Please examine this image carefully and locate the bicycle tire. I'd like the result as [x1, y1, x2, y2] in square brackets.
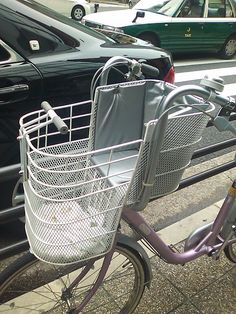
[224, 241, 236, 263]
[0, 242, 146, 313]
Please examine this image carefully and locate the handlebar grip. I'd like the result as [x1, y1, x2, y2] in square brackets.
[41, 101, 68, 134]
[141, 63, 160, 77]
[41, 101, 52, 113]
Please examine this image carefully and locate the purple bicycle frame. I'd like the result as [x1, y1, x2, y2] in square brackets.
[121, 180, 236, 265]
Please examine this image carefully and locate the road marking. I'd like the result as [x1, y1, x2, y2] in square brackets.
[175, 58, 236, 67]
[222, 83, 236, 96]
[175, 67, 236, 83]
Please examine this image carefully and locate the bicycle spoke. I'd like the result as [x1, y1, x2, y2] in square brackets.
[0, 244, 146, 313]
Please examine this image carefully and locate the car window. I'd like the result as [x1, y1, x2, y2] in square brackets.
[0, 44, 10, 62]
[0, 39, 23, 64]
[177, 0, 205, 17]
[134, 0, 168, 13]
[148, 5, 165, 12]
[158, 0, 184, 16]
[1, 0, 115, 57]
[207, 0, 234, 17]
[0, 5, 80, 57]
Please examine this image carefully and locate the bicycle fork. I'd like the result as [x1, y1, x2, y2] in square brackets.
[63, 244, 116, 314]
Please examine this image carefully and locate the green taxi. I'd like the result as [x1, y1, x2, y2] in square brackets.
[83, 0, 236, 58]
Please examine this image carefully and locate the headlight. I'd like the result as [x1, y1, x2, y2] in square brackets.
[103, 25, 124, 33]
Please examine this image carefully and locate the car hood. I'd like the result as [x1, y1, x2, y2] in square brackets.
[83, 9, 171, 27]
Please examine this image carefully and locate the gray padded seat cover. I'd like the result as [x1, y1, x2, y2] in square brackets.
[92, 80, 174, 151]
[93, 83, 144, 150]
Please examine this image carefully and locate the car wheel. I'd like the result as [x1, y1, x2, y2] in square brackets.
[218, 35, 236, 59]
[138, 33, 160, 47]
[71, 5, 85, 21]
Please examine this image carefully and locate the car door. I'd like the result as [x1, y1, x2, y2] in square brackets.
[0, 40, 43, 168]
[0, 40, 43, 212]
[161, 0, 206, 52]
[202, 0, 236, 50]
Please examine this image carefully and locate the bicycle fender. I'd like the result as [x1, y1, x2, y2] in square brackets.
[117, 233, 152, 288]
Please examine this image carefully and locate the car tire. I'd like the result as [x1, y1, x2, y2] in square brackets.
[137, 33, 160, 47]
[218, 35, 236, 59]
[71, 5, 85, 21]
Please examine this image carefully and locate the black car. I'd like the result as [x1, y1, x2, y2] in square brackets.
[0, 0, 174, 218]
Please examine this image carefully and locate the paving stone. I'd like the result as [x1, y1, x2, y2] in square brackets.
[191, 267, 236, 314]
[135, 257, 185, 314]
[169, 301, 202, 313]
[150, 242, 234, 298]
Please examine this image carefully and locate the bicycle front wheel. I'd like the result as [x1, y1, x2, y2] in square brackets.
[0, 243, 146, 313]
[224, 239, 236, 263]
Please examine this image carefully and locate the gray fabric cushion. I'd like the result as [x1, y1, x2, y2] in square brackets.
[94, 84, 145, 150]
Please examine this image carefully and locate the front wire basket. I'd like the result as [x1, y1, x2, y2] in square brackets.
[19, 100, 141, 265]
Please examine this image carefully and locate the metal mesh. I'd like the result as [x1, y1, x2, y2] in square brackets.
[149, 111, 211, 198]
[19, 101, 137, 264]
[125, 111, 212, 204]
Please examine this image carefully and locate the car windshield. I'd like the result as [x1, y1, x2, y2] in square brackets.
[133, 0, 167, 11]
[158, 0, 184, 16]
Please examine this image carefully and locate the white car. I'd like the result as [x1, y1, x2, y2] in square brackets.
[34, 0, 91, 20]
[82, 0, 168, 31]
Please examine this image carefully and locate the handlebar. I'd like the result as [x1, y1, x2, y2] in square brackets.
[141, 63, 160, 78]
[162, 84, 236, 110]
[99, 56, 159, 86]
[41, 101, 68, 135]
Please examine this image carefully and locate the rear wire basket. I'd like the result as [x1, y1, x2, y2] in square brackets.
[19, 80, 215, 265]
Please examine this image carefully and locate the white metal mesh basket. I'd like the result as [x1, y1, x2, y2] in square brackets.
[19, 100, 140, 265]
[19, 79, 215, 265]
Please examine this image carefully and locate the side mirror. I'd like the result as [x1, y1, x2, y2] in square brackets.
[132, 11, 145, 23]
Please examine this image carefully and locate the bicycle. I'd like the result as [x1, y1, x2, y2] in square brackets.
[0, 56, 236, 314]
